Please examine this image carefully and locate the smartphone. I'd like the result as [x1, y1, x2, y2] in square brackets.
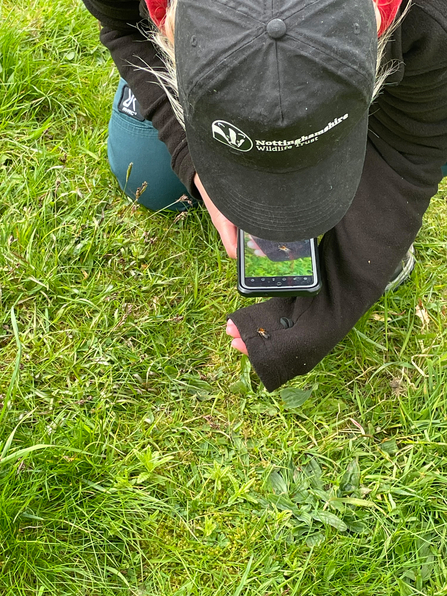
[237, 229, 321, 297]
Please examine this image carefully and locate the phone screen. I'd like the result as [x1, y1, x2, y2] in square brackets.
[241, 232, 317, 291]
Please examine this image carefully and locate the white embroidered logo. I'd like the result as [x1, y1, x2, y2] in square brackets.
[123, 88, 137, 112]
[212, 121, 253, 152]
[255, 114, 349, 152]
[212, 114, 349, 154]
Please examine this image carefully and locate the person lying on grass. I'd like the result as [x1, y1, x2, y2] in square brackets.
[82, 0, 447, 391]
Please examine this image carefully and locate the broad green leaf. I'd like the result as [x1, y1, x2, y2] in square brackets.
[240, 355, 253, 393]
[420, 556, 435, 582]
[329, 498, 345, 513]
[294, 511, 313, 526]
[402, 570, 416, 581]
[311, 510, 347, 532]
[184, 378, 214, 392]
[183, 377, 216, 401]
[272, 495, 300, 516]
[194, 391, 215, 402]
[344, 519, 367, 534]
[164, 365, 178, 377]
[380, 438, 398, 455]
[335, 497, 375, 508]
[306, 532, 325, 547]
[280, 387, 313, 409]
[136, 472, 151, 484]
[397, 578, 414, 596]
[144, 409, 154, 424]
[339, 459, 360, 494]
[312, 488, 330, 502]
[269, 471, 288, 495]
[304, 458, 323, 490]
[137, 449, 173, 473]
[324, 561, 337, 581]
[292, 488, 310, 504]
[229, 380, 249, 395]
[249, 403, 278, 416]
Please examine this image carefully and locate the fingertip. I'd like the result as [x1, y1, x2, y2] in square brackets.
[231, 338, 249, 356]
[226, 319, 236, 335]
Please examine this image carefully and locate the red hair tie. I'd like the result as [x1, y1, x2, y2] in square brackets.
[146, 0, 169, 29]
[377, 0, 402, 36]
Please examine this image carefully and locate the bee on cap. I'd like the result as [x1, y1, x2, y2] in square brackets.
[257, 328, 271, 339]
[278, 245, 291, 254]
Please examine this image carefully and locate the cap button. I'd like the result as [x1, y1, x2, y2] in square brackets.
[267, 18, 287, 40]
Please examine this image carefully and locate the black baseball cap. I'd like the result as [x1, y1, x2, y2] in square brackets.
[175, 0, 377, 241]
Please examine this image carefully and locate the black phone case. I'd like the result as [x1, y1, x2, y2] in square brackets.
[237, 232, 322, 297]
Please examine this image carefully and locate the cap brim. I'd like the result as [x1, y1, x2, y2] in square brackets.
[188, 113, 368, 241]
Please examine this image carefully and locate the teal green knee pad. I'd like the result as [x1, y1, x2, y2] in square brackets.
[108, 79, 194, 212]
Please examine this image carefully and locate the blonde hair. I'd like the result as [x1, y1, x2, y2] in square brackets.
[149, 0, 183, 127]
[147, 0, 411, 127]
[374, 0, 412, 100]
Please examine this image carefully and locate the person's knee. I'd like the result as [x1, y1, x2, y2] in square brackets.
[107, 80, 193, 212]
[107, 123, 192, 212]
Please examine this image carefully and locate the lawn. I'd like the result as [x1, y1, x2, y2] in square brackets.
[1, 1, 447, 594]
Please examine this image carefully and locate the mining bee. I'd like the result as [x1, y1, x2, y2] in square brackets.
[257, 327, 271, 339]
[278, 244, 291, 254]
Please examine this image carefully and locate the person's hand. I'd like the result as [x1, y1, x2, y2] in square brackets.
[226, 318, 248, 355]
[194, 173, 238, 259]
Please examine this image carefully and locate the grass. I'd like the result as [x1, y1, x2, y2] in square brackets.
[1, 0, 447, 594]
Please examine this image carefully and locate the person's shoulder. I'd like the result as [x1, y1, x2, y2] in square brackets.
[413, 0, 447, 27]
[402, 0, 447, 35]
[398, 0, 447, 65]
[81, 0, 149, 27]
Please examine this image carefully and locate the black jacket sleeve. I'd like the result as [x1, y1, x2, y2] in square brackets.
[81, 0, 198, 197]
[229, 1, 447, 392]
